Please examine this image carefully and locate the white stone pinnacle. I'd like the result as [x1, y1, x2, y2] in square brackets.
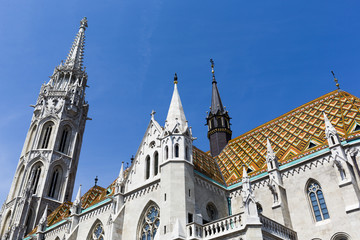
[165, 83, 187, 132]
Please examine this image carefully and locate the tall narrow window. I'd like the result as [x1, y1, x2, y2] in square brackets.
[307, 181, 330, 221]
[330, 136, 336, 145]
[154, 152, 159, 176]
[48, 169, 59, 198]
[174, 144, 179, 158]
[58, 126, 71, 154]
[40, 122, 54, 149]
[165, 146, 169, 160]
[31, 166, 42, 194]
[26, 125, 37, 153]
[217, 117, 222, 127]
[185, 146, 189, 160]
[145, 156, 150, 179]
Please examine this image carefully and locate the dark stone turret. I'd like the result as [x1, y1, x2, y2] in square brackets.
[206, 59, 232, 157]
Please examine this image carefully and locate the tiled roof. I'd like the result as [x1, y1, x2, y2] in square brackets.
[216, 90, 360, 186]
[81, 185, 105, 209]
[192, 146, 225, 185]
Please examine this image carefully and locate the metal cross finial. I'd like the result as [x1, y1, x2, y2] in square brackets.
[210, 58, 216, 83]
[94, 176, 98, 186]
[174, 73, 178, 84]
[150, 110, 156, 119]
[331, 71, 340, 90]
[80, 17, 88, 29]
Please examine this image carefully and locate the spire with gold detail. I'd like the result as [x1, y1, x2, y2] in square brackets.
[206, 59, 232, 156]
[165, 73, 188, 133]
[64, 17, 88, 71]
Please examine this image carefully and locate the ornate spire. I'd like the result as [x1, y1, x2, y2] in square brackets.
[165, 74, 188, 133]
[209, 59, 225, 115]
[73, 185, 82, 207]
[117, 162, 125, 184]
[39, 205, 48, 230]
[323, 112, 337, 138]
[331, 71, 340, 90]
[64, 17, 88, 71]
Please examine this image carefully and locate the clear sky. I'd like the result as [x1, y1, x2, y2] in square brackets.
[0, 1, 359, 204]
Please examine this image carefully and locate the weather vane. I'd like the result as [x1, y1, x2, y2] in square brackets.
[331, 71, 340, 90]
[210, 58, 216, 83]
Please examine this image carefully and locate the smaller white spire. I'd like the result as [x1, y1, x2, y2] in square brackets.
[117, 162, 124, 184]
[73, 185, 82, 207]
[165, 74, 188, 133]
[39, 205, 48, 226]
[266, 138, 275, 158]
[323, 112, 337, 134]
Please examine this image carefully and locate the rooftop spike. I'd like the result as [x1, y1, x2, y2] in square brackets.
[165, 74, 188, 132]
[209, 59, 225, 115]
[117, 162, 124, 184]
[266, 138, 275, 158]
[64, 17, 88, 71]
[39, 204, 48, 227]
[73, 185, 82, 207]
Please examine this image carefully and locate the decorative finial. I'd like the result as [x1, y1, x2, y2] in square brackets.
[150, 110, 156, 119]
[80, 17, 88, 29]
[94, 176, 98, 186]
[131, 155, 134, 163]
[331, 71, 340, 90]
[210, 58, 216, 83]
[174, 73, 178, 84]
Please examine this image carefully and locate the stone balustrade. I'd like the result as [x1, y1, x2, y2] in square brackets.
[260, 214, 297, 240]
[186, 213, 243, 239]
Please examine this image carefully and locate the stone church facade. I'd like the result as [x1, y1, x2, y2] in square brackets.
[0, 18, 360, 240]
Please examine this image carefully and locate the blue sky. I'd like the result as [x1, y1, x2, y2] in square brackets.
[0, 1, 359, 203]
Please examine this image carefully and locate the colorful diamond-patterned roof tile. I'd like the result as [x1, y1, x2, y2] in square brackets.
[215, 90, 360, 186]
[81, 185, 106, 209]
[192, 146, 225, 185]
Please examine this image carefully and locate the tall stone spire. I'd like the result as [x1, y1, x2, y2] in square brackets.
[206, 59, 232, 156]
[64, 17, 88, 71]
[165, 73, 188, 133]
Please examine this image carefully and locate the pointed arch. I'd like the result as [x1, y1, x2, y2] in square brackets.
[174, 144, 179, 158]
[305, 179, 330, 222]
[38, 121, 55, 149]
[11, 164, 25, 199]
[0, 210, 11, 237]
[165, 145, 169, 160]
[87, 219, 105, 240]
[330, 232, 351, 240]
[28, 161, 44, 195]
[137, 201, 160, 240]
[25, 124, 37, 153]
[48, 165, 64, 199]
[145, 155, 150, 179]
[154, 151, 159, 176]
[58, 124, 72, 154]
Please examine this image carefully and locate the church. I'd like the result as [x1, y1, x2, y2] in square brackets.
[0, 17, 360, 240]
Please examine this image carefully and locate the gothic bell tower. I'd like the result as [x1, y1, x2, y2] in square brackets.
[206, 59, 232, 157]
[0, 17, 90, 240]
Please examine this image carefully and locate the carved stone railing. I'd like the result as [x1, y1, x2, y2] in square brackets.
[186, 213, 243, 239]
[260, 214, 297, 240]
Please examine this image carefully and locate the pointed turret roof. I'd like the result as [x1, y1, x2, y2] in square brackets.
[209, 59, 225, 115]
[117, 162, 124, 184]
[73, 185, 82, 206]
[266, 138, 275, 159]
[165, 73, 188, 132]
[64, 17, 88, 71]
[39, 205, 48, 226]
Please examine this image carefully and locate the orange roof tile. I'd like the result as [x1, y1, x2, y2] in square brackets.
[216, 90, 360, 186]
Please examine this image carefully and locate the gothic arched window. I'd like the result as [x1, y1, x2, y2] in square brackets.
[145, 155, 150, 179]
[87, 221, 105, 240]
[39, 121, 54, 149]
[185, 146, 189, 160]
[154, 152, 159, 176]
[58, 125, 71, 154]
[138, 205, 160, 240]
[307, 181, 330, 221]
[165, 146, 169, 160]
[48, 166, 63, 199]
[30, 164, 42, 194]
[174, 144, 179, 158]
[25, 125, 37, 153]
